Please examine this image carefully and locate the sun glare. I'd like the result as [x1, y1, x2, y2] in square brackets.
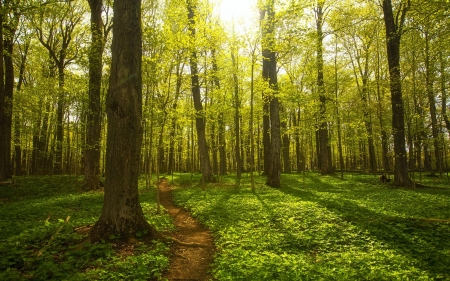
[214, 0, 259, 32]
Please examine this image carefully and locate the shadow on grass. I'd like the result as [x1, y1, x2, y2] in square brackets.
[278, 174, 450, 279]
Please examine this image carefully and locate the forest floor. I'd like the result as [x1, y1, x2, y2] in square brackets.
[1, 173, 449, 280]
[159, 179, 215, 281]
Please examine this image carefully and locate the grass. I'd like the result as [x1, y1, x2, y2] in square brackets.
[2, 172, 449, 280]
[0, 175, 172, 280]
[172, 172, 450, 280]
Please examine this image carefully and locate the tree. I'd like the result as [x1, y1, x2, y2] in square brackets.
[186, 0, 215, 183]
[381, 0, 412, 186]
[261, 0, 281, 188]
[34, 1, 84, 174]
[315, 0, 333, 175]
[84, 0, 111, 190]
[0, 0, 22, 181]
[89, 0, 154, 242]
[0, 0, 7, 181]
[231, 50, 242, 186]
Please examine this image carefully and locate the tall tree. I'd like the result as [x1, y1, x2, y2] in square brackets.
[89, 0, 154, 241]
[0, 0, 7, 181]
[315, 0, 333, 174]
[0, 0, 22, 181]
[84, 0, 110, 190]
[381, 0, 412, 186]
[186, 0, 215, 183]
[261, 0, 281, 188]
[35, 1, 83, 174]
[13, 21, 30, 176]
[231, 51, 242, 186]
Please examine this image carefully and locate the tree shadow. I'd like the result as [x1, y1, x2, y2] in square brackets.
[278, 178, 450, 278]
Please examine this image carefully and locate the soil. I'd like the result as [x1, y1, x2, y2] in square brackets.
[159, 179, 215, 281]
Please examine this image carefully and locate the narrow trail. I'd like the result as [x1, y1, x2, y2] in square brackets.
[159, 179, 215, 281]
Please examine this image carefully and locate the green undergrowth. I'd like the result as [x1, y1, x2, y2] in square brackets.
[172, 172, 450, 280]
[0, 175, 172, 280]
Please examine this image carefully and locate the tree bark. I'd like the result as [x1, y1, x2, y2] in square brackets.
[316, 2, 333, 175]
[54, 66, 65, 175]
[231, 52, 241, 185]
[84, 0, 105, 190]
[0, 0, 6, 181]
[89, 0, 154, 242]
[281, 107, 290, 173]
[14, 40, 29, 176]
[382, 0, 412, 186]
[260, 6, 271, 176]
[168, 63, 183, 175]
[440, 52, 450, 136]
[218, 113, 226, 175]
[187, 0, 215, 183]
[261, 0, 281, 188]
[424, 30, 442, 177]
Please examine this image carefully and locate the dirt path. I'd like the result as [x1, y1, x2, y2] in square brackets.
[159, 180, 215, 281]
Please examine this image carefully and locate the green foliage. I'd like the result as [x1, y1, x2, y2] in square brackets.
[0, 176, 170, 280]
[172, 173, 450, 280]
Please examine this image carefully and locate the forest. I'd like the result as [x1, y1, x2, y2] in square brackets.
[0, 0, 448, 185]
[0, 0, 449, 280]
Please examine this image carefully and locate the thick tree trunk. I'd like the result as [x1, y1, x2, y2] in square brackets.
[1, 35, 15, 180]
[90, 0, 153, 242]
[187, 1, 215, 183]
[266, 90, 281, 187]
[382, 0, 412, 186]
[261, 0, 281, 188]
[84, 0, 104, 190]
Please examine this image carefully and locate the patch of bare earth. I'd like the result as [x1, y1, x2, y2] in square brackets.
[159, 179, 215, 281]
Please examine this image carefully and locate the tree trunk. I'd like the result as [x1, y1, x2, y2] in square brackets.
[316, 1, 333, 175]
[1, 33, 15, 180]
[0, 6, 6, 181]
[14, 40, 29, 176]
[281, 107, 290, 173]
[218, 113, 226, 175]
[89, 0, 153, 242]
[187, 1, 215, 183]
[250, 52, 256, 191]
[440, 52, 450, 136]
[231, 52, 241, 185]
[84, 0, 105, 190]
[334, 43, 344, 177]
[211, 50, 220, 176]
[260, 6, 271, 176]
[293, 109, 304, 173]
[54, 66, 65, 175]
[0, 2, 9, 181]
[424, 30, 442, 177]
[382, 0, 412, 186]
[261, 0, 281, 188]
